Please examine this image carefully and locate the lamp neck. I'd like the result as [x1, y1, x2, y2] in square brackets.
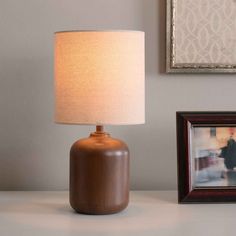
[90, 125, 109, 138]
[96, 125, 104, 133]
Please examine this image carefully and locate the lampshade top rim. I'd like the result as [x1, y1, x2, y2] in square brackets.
[54, 30, 144, 34]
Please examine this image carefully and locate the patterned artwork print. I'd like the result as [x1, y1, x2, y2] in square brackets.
[174, 0, 236, 64]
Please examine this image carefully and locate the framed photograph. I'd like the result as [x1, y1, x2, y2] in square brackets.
[177, 112, 236, 203]
[166, 0, 236, 73]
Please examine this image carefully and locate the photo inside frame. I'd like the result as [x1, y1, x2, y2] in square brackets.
[191, 126, 236, 188]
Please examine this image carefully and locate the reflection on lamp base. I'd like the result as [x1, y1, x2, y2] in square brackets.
[69, 126, 129, 215]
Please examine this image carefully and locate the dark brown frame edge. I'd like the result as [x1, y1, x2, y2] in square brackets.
[177, 111, 236, 203]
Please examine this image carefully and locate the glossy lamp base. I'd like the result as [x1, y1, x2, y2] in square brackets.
[69, 126, 129, 215]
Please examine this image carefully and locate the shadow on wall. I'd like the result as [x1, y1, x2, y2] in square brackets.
[141, 0, 166, 75]
[0, 57, 53, 190]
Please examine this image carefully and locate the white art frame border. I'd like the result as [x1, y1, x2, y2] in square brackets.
[166, 0, 236, 73]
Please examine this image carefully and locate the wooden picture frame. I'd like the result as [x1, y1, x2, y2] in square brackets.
[166, 0, 236, 73]
[177, 112, 236, 203]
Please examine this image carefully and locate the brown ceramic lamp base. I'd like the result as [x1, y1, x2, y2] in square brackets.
[69, 126, 129, 215]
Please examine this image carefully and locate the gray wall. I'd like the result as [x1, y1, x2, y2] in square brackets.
[0, 0, 235, 190]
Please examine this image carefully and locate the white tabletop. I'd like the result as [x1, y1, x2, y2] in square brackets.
[0, 191, 235, 236]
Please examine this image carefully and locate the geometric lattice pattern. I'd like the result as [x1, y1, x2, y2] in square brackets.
[174, 0, 236, 64]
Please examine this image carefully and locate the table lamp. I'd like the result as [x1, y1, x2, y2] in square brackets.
[54, 30, 145, 215]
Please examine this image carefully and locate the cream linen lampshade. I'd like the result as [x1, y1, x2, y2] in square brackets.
[54, 30, 145, 125]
